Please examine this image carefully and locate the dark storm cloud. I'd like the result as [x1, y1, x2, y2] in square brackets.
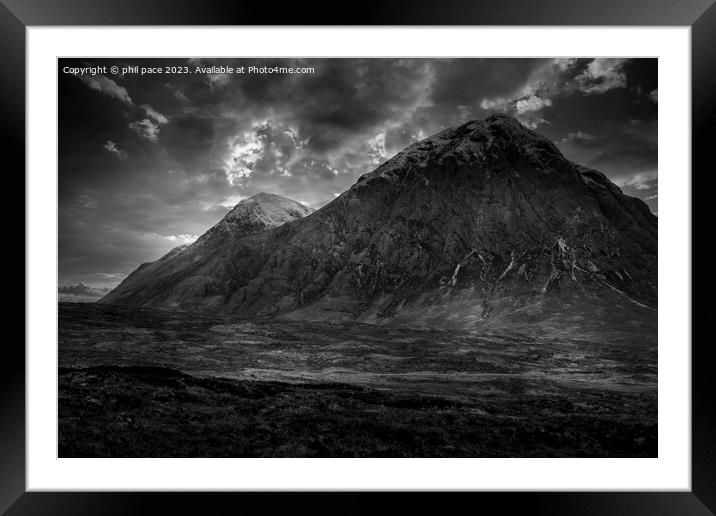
[59, 57, 657, 288]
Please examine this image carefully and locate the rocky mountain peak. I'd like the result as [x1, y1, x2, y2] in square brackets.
[415, 114, 553, 154]
[99, 192, 313, 307]
[216, 193, 313, 234]
[355, 114, 564, 189]
[227, 192, 311, 214]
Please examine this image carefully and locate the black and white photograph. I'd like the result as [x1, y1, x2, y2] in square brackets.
[58, 57, 658, 458]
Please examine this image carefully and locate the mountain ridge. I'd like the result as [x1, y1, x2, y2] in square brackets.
[99, 192, 313, 307]
[100, 114, 657, 335]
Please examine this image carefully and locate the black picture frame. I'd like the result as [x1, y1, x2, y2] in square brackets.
[3, 0, 713, 513]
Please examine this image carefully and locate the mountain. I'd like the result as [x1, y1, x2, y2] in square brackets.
[99, 193, 313, 307]
[100, 115, 657, 335]
[59, 283, 111, 302]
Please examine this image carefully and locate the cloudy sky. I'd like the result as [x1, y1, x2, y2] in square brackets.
[59, 58, 657, 289]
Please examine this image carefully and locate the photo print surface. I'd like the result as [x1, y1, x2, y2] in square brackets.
[58, 58, 658, 457]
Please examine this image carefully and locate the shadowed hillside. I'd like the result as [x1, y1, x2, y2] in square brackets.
[101, 114, 657, 334]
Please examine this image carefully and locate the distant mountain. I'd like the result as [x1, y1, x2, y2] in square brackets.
[59, 283, 111, 302]
[99, 193, 313, 307]
[101, 115, 657, 335]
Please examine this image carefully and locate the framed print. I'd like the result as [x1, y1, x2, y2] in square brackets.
[3, 0, 713, 513]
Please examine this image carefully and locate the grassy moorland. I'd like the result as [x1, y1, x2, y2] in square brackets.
[58, 302, 656, 457]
